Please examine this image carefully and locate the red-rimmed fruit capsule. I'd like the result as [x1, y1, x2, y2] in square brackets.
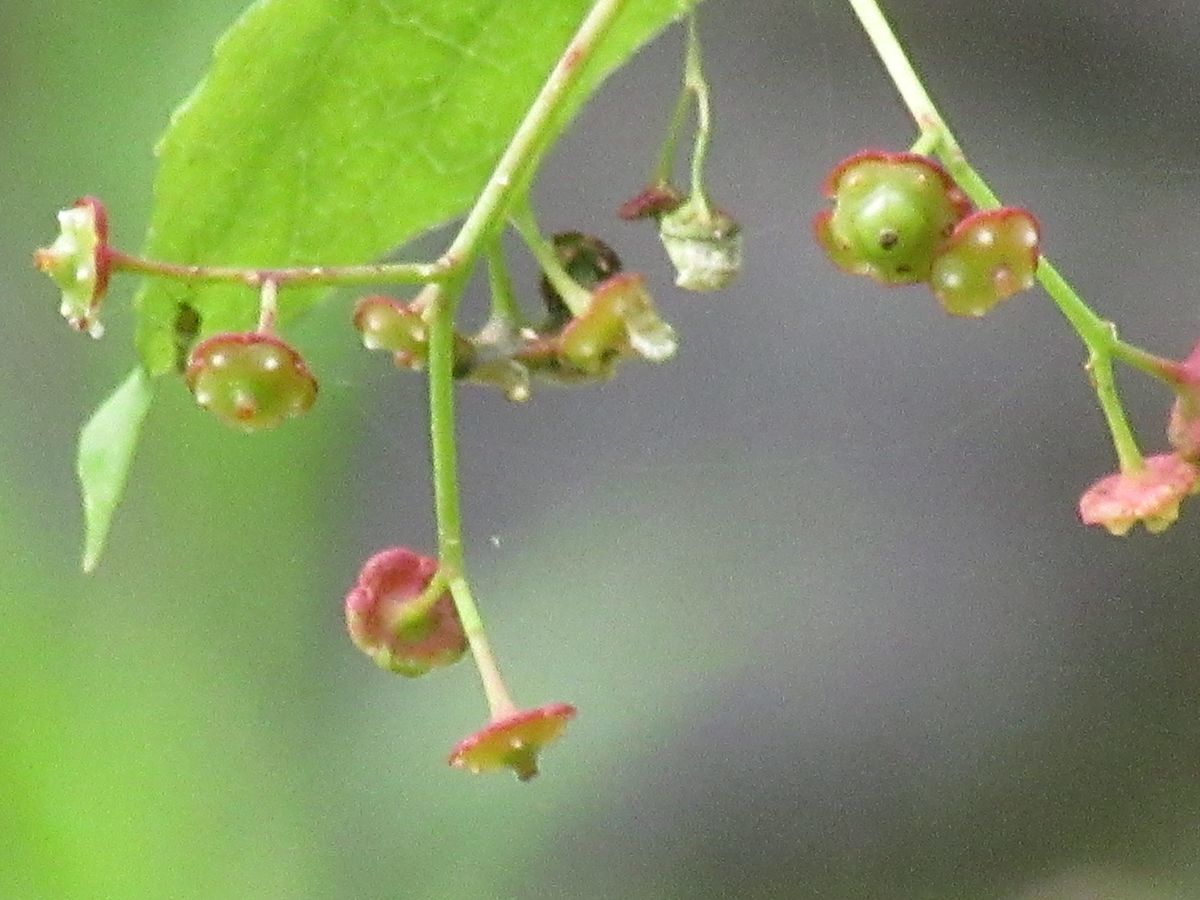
[815, 150, 970, 285]
[185, 331, 317, 432]
[448, 703, 577, 781]
[929, 208, 1041, 317]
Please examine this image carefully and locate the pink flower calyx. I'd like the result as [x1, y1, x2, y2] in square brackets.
[1078, 453, 1200, 536]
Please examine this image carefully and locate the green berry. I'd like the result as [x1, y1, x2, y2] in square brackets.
[353, 295, 474, 375]
[929, 208, 1041, 317]
[185, 332, 317, 432]
[815, 151, 970, 285]
[558, 274, 676, 375]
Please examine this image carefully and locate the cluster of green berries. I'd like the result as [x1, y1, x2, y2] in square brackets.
[815, 150, 1041, 317]
[354, 238, 678, 402]
[810, 151, 1200, 538]
[34, 197, 711, 435]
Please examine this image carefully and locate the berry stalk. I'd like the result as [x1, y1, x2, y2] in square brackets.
[106, 249, 450, 288]
[682, 13, 714, 219]
[419, 0, 633, 719]
[510, 202, 592, 315]
[426, 278, 519, 718]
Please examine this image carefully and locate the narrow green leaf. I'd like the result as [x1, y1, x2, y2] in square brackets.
[135, 0, 700, 374]
[77, 367, 155, 572]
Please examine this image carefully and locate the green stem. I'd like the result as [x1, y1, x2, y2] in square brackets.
[441, 0, 630, 267]
[426, 282, 516, 716]
[510, 202, 592, 315]
[846, 0, 1148, 468]
[1111, 341, 1186, 385]
[449, 577, 518, 718]
[107, 249, 449, 288]
[485, 239, 526, 329]
[908, 130, 939, 156]
[394, 566, 450, 635]
[1090, 351, 1144, 473]
[426, 282, 466, 572]
[683, 13, 713, 218]
[256, 278, 279, 332]
[419, 0, 630, 717]
[426, 280, 515, 717]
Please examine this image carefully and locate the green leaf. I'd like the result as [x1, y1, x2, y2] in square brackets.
[77, 367, 155, 573]
[134, 0, 700, 375]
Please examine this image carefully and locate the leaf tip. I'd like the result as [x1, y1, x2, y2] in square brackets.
[76, 367, 156, 574]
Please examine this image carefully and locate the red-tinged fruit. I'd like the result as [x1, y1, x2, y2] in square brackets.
[558, 273, 676, 375]
[185, 331, 317, 432]
[1078, 453, 1200, 536]
[449, 703, 577, 781]
[344, 547, 466, 677]
[930, 208, 1041, 317]
[353, 295, 474, 374]
[815, 150, 970, 285]
[34, 196, 111, 338]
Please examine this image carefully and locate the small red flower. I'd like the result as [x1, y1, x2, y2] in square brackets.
[1078, 453, 1199, 536]
[344, 547, 466, 677]
[448, 703, 577, 781]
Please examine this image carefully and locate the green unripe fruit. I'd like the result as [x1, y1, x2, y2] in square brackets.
[353, 295, 475, 376]
[34, 196, 111, 338]
[185, 331, 317, 432]
[929, 208, 1041, 317]
[558, 274, 676, 375]
[815, 150, 970, 285]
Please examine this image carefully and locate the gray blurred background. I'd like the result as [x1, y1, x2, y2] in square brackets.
[4, 1, 1200, 898]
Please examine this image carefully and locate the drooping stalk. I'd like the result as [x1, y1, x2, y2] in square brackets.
[848, 0, 1157, 470]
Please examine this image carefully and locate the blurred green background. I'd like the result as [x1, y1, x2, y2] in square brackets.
[5, 1, 1200, 898]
